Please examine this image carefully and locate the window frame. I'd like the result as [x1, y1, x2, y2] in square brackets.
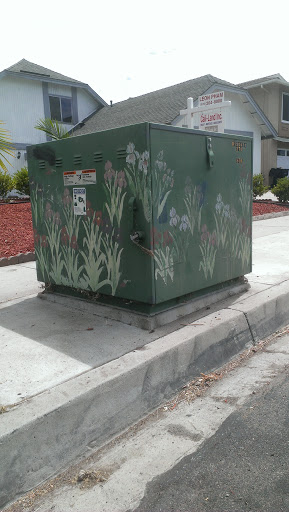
[277, 148, 289, 157]
[49, 94, 73, 124]
[281, 92, 289, 124]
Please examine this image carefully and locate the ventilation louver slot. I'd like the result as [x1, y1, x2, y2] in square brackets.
[39, 161, 46, 169]
[117, 148, 127, 159]
[55, 158, 63, 168]
[73, 155, 82, 166]
[93, 151, 103, 163]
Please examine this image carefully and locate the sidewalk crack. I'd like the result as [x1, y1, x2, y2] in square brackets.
[243, 311, 256, 345]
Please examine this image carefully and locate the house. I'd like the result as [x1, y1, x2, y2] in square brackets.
[239, 74, 289, 185]
[73, 74, 276, 176]
[0, 59, 107, 175]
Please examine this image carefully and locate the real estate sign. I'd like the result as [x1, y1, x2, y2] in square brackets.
[198, 91, 224, 107]
[198, 91, 225, 132]
[199, 110, 224, 132]
[180, 92, 230, 132]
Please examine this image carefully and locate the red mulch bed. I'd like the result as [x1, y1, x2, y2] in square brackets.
[253, 201, 289, 216]
[0, 203, 35, 258]
[0, 201, 289, 258]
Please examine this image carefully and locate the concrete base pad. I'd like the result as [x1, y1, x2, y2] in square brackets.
[39, 280, 250, 330]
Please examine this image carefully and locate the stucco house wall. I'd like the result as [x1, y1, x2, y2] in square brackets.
[248, 84, 280, 133]
[278, 84, 289, 138]
[0, 59, 107, 178]
[240, 75, 289, 185]
[0, 75, 46, 144]
[261, 139, 277, 185]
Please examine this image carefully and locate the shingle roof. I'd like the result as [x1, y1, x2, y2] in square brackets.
[238, 74, 286, 88]
[73, 74, 234, 136]
[5, 58, 85, 85]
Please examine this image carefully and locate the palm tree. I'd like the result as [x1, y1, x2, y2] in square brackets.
[35, 118, 71, 140]
[0, 121, 14, 171]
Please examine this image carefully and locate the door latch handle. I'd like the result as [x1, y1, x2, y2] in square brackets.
[130, 231, 144, 243]
[206, 137, 214, 168]
[128, 196, 137, 233]
[129, 197, 145, 244]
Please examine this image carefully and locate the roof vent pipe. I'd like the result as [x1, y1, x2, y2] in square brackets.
[110, 100, 113, 107]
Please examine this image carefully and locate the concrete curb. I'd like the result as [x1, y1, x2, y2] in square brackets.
[0, 252, 35, 267]
[253, 210, 289, 221]
[229, 279, 289, 342]
[1, 280, 289, 508]
[0, 309, 251, 507]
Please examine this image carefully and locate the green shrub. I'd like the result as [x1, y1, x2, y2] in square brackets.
[13, 167, 30, 196]
[272, 177, 289, 203]
[253, 174, 268, 199]
[0, 170, 14, 198]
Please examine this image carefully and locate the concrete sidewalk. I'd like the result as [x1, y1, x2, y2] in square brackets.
[1, 215, 289, 508]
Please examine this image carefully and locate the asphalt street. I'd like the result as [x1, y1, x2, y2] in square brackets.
[133, 362, 289, 512]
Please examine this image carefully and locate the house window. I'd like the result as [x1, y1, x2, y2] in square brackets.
[49, 96, 72, 123]
[282, 93, 289, 123]
[277, 148, 289, 169]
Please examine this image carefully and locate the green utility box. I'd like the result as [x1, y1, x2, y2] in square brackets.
[27, 123, 252, 313]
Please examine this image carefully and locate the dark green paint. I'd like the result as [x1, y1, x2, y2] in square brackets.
[27, 122, 252, 312]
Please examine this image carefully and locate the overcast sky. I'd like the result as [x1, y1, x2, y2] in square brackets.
[1, 0, 288, 104]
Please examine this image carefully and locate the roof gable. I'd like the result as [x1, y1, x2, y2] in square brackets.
[5, 58, 84, 85]
[239, 74, 287, 88]
[73, 74, 233, 135]
[1, 59, 108, 107]
[73, 73, 277, 139]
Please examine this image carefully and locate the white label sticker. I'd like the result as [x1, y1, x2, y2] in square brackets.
[73, 188, 86, 216]
[64, 169, 96, 186]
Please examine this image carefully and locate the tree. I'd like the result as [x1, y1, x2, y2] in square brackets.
[0, 121, 14, 171]
[35, 118, 71, 140]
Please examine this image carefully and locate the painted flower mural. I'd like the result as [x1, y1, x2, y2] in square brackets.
[198, 176, 252, 279]
[41, 235, 48, 248]
[29, 137, 252, 302]
[125, 143, 151, 222]
[138, 150, 149, 174]
[179, 215, 189, 232]
[104, 165, 112, 181]
[33, 229, 40, 245]
[30, 159, 127, 295]
[153, 150, 175, 221]
[103, 161, 127, 227]
[45, 202, 53, 220]
[63, 188, 72, 206]
[183, 178, 205, 237]
[199, 225, 217, 279]
[94, 210, 103, 226]
[169, 207, 180, 227]
[116, 170, 127, 189]
[61, 226, 69, 246]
